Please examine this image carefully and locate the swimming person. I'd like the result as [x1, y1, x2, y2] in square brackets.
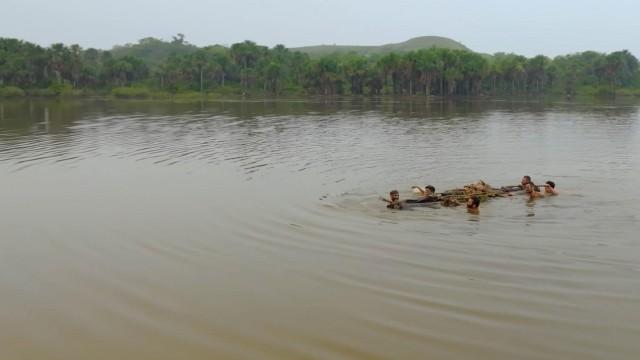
[543, 181, 558, 196]
[407, 185, 439, 203]
[525, 183, 544, 200]
[467, 195, 480, 214]
[411, 185, 435, 197]
[521, 175, 540, 192]
[381, 190, 404, 209]
[501, 175, 537, 193]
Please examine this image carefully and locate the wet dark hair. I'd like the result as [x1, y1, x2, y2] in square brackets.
[523, 175, 532, 183]
[546, 181, 555, 189]
[425, 185, 436, 193]
[524, 183, 541, 193]
[390, 190, 399, 195]
[468, 196, 480, 208]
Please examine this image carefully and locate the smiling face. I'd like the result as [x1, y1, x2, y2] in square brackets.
[390, 191, 400, 201]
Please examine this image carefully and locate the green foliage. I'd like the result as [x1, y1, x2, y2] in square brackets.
[112, 86, 151, 99]
[616, 88, 640, 97]
[0, 85, 26, 97]
[47, 82, 74, 96]
[209, 85, 245, 96]
[1, 36, 639, 98]
[111, 36, 198, 66]
[575, 85, 614, 97]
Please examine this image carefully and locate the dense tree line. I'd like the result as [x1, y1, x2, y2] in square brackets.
[0, 38, 148, 92]
[1, 37, 639, 97]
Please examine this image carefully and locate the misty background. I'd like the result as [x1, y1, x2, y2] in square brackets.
[2, 0, 639, 56]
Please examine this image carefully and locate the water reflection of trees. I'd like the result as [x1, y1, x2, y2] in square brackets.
[2, 97, 639, 134]
[1, 98, 639, 175]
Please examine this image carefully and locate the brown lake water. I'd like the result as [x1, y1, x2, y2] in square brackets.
[1, 98, 639, 359]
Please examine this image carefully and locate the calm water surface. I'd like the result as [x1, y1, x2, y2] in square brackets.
[1, 98, 639, 359]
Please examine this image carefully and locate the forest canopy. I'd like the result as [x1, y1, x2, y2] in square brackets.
[1, 36, 639, 98]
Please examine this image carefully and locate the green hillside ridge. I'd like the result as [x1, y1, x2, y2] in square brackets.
[110, 35, 470, 65]
[111, 35, 200, 66]
[292, 36, 470, 57]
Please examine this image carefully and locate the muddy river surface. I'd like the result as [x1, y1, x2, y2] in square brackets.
[1, 98, 639, 359]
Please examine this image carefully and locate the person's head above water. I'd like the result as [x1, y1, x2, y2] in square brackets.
[467, 195, 480, 213]
[425, 185, 436, 194]
[386, 190, 404, 209]
[521, 175, 532, 186]
[544, 181, 557, 195]
[525, 182, 542, 194]
[467, 195, 480, 209]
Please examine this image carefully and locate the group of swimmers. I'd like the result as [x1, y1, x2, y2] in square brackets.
[382, 175, 558, 213]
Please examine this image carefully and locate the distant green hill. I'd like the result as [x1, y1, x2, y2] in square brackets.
[111, 36, 471, 66]
[292, 36, 470, 57]
[111, 36, 199, 66]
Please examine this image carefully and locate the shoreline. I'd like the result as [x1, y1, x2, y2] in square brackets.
[2, 91, 640, 103]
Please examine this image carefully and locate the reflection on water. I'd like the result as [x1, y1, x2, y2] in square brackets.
[1, 97, 640, 360]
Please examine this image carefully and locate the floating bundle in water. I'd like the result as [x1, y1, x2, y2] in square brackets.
[438, 180, 516, 205]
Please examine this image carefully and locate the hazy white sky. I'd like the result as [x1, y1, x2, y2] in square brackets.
[2, 0, 639, 57]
